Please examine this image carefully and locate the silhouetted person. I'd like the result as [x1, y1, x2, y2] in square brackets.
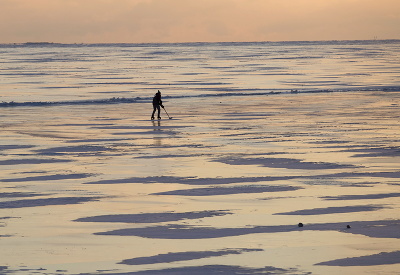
[151, 90, 163, 120]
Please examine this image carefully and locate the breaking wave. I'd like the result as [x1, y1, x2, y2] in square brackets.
[1, 87, 399, 108]
[0, 97, 144, 108]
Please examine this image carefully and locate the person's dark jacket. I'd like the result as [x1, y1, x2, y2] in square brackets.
[153, 92, 162, 107]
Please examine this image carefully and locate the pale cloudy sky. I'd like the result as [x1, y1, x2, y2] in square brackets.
[1, 0, 399, 43]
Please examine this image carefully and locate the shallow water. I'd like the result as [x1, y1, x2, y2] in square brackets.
[0, 41, 400, 274]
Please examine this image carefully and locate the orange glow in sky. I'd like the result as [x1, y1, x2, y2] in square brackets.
[1, 0, 399, 43]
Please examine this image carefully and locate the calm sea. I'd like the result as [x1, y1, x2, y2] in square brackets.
[1, 40, 399, 106]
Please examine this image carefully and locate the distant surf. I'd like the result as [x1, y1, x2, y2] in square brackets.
[1, 86, 399, 108]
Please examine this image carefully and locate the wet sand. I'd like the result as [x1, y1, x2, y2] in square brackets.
[1, 91, 399, 274]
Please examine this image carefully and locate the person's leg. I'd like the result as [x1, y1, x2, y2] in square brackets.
[151, 105, 157, 119]
[157, 105, 161, 119]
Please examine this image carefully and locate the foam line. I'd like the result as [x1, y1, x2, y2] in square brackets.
[1, 87, 399, 108]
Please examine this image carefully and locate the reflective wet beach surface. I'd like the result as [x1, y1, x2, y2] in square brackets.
[1, 91, 399, 274]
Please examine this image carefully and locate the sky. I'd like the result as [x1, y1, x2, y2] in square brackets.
[1, 0, 399, 43]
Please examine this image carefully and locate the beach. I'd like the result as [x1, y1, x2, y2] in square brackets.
[1, 41, 400, 274]
[1, 90, 399, 274]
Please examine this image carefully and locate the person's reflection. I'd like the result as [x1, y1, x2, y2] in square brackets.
[152, 120, 162, 146]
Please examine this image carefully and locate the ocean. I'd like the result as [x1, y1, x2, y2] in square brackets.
[1, 40, 400, 275]
[1, 40, 399, 105]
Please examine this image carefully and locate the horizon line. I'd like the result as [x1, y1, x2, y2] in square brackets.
[1, 38, 400, 46]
